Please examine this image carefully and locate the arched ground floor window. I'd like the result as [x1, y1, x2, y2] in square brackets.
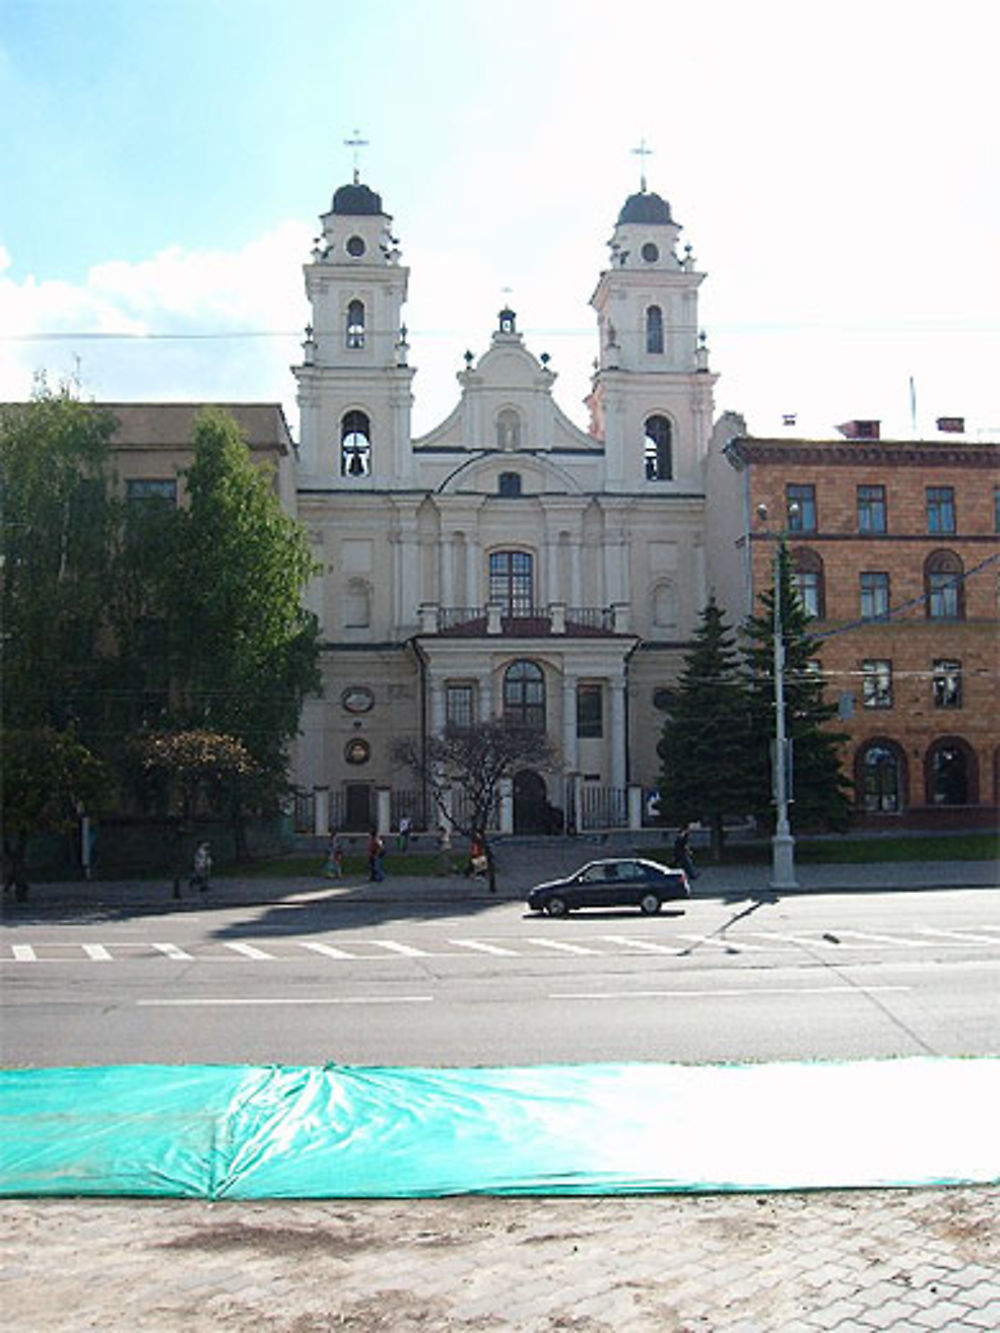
[925, 735, 978, 805]
[856, 738, 907, 814]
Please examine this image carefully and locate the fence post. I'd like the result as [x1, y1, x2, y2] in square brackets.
[498, 778, 514, 834]
[374, 786, 391, 838]
[313, 786, 330, 836]
[628, 784, 643, 831]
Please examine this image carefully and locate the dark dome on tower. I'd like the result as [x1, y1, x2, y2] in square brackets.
[331, 181, 384, 216]
[617, 190, 673, 225]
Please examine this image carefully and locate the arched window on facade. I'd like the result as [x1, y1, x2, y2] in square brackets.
[503, 659, 545, 730]
[489, 550, 533, 616]
[340, 410, 371, 476]
[926, 737, 975, 805]
[346, 299, 365, 349]
[644, 415, 673, 480]
[925, 550, 964, 619]
[343, 578, 371, 629]
[646, 305, 664, 354]
[791, 547, 825, 619]
[496, 409, 521, 450]
[858, 740, 904, 813]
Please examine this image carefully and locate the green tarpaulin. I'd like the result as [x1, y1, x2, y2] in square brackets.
[1, 1059, 997, 1198]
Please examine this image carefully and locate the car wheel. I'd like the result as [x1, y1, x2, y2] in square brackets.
[639, 892, 661, 915]
[545, 896, 569, 917]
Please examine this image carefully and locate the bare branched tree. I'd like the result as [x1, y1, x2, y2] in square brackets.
[391, 720, 559, 892]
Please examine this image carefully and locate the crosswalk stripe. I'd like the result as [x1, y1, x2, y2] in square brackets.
[151, 942, 194, 960]
[300, 941, 358, 959]
[602, 935, 678, 954]
[369, 940, 433, 957]
[526, 937, 601, 955]
[835, 930, 923, 948]
[82, 943, 112, 961]
[751, 931, 844, 948]
[12, 945, 37, 962]
[223, 941, 276, 960]
[675, 933, 766, 952]
[913, 927, 1000, 945]
[449, 938, 520, 956]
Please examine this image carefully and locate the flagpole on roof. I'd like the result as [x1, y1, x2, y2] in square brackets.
[909, 376, 917, 438]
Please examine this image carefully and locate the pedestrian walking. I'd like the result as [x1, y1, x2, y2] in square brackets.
[368, 828, 385, 882]
[397, 815, 411, 853]
[672, 823, 699, 880]
[464, 832, 488, 880]
[190, 841, 212, 893]
[322, 831, 344, 879]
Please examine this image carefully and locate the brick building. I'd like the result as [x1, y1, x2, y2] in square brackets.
[709, 428, 1000, 828]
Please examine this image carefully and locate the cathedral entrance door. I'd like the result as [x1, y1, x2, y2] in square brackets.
[344, 783, 372, 831]
[513, 769, 550, 834]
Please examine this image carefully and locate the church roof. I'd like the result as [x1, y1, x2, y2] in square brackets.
[331, 181, 384, 216]
[617, 190, 673, 225]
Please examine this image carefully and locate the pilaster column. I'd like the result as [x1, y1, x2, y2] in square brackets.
[610, 673, 627, 791]
[429, 677, 446, 735]
[562, 673, 578, 774]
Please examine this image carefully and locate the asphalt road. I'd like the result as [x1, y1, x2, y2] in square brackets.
[3, 887, 999, 1068]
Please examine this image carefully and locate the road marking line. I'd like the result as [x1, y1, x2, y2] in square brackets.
[914, 927, 1000, 945]
[12, 945, 37, 962]
[834, 930, 925, 947]
[526, 937, 601, 955]
[751, 932, 847, 948]
[82, 943, 112, 961]
[368, 941, 434, 957]
[136, 996, 434, 1007]
[601, 935, 678, 954]
[151, 942, 194, 960]
[449, 939, 520, 956]
[223, 942, 276, 960]
[550, 985, 912, 1000]
[300, 941, 358, 959]
[675, 933, 767, 952]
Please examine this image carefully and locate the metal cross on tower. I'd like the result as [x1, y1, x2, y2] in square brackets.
[631, 137, 653, 192]
[344, 129, 369, 184]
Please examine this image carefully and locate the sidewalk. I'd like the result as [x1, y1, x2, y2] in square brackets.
[2, 1186, 998, 1331]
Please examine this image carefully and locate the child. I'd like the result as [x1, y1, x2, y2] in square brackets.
[323, 831, 344, 879]
[190, 841, 212, 893]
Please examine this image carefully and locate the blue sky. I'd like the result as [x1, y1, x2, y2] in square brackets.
[2, 0, 998, 439]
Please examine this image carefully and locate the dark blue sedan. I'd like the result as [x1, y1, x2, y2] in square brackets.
[527, 857, 690, 916]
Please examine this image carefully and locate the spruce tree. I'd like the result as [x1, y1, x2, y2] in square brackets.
[742, 543, 852, 832]
[657, 596, 755, 859]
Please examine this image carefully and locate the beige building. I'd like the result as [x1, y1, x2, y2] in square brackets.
[292, 174, 717, 832]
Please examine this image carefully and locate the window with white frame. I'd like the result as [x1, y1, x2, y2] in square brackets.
[861, 659, 893, 709]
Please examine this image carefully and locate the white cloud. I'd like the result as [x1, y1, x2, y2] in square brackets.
[0, 222, 313, 417]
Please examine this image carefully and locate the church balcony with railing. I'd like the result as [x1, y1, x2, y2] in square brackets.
[418, 602, 631, 637]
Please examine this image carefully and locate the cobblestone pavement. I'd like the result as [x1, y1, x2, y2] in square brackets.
[2, 1186, 997, 1331]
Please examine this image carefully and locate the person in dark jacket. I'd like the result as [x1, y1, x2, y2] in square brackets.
[672, 824, 699, 880]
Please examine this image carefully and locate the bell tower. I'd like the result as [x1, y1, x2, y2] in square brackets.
[588, 180, 716, 492]
[294, 174, 415, 486]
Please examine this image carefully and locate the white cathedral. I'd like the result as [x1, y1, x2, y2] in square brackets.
[290, 170, 727, 834]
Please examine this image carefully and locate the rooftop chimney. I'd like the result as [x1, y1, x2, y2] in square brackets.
[836, 420, 880, 440]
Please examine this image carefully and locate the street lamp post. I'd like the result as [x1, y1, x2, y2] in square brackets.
[757, 504, 798, 890]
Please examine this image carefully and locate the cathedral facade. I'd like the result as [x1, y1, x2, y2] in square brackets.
[291, 174, 719, 832]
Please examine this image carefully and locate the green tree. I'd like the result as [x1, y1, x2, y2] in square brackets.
[742, 543, 852, 831]
[1, 726, 111, 899]
[0, 387, 118, 736]
[156, 409, 321, 855]
[392, 720, 559, 892]
[657, 596, 756, 860]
